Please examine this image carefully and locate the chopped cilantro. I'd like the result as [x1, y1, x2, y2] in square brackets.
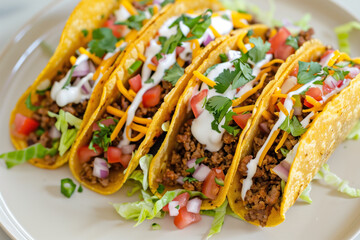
[221, 14, 230, 21]
[186, 167, 195, 174]
[35, 87, 51, 95]
[78, 185, 83, 193]
[35, 128, 45, 136]
[88, 28, 117, 58]
[231, 58, 255, 90]
[205, 96, 233, 133]
[157, 184, 165, 194]
[145, 78, 154, 84]
[81, 29, 88, 37]
[221, 111, 240, 136]
[160, 0, 174, 7]
[297, 61, 322, 84]
[248, 37, 271, 63]
[25, 93, 41, 111]
[62, 65, 76, 89]
[280, 147, 289, 157]
[286, 36, 299, 50]
[279, 116, 307, 137]
[175, 205, 180, 209]
[183, 177, 198, 183]
[219, 53, 228, 62]
[148, 7, 154, 16]
[246, 29, 254, 37]
[163, 62, 184, 86]
[116, 11, 146, 31]
[214, 69, 236, 93]
[89, 118, 118, 152]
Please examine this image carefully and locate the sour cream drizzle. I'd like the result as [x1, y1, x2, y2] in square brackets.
[119, 10, 235, 146]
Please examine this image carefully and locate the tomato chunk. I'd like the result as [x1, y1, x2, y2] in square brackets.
[322, 84, 334, 95]
[151, 56, 159, 66]
[174, 207, 201, 229]
[268, 27, 291, 54]
[304, 87, 323, 108]
[202, 170, 220, 200]
[163, 192, 190, 212]
[274, 44, 295, 61]
[290, 64, 299, 77]
[103, 18, 126, 39]
[129, 74, 142, 93]
[14, 113, 39, 136]
[213, 168, 225, 180]
[92, 118, 116, 131]
[232, 113, 252, 129]
[176, 46, 185, 55]
[107, 147, 131, 167]
[190, 89, 208, 118]
[77, 145, 103, 163]
[142, 85, 161, 108]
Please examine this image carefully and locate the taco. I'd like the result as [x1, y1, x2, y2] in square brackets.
[68, 0, 259, 194]
[147, 25, 315, 210]
[227, 40, 360, 226]
[6, 0, 174, 169]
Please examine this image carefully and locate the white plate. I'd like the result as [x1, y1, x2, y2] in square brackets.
[0, 0, 360, 239]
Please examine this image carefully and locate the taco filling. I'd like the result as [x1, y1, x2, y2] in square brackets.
[238, 48, 360, 226]
[157, 26, 313, 200]
[11, 0, 172, 166]
[77, 9, 255, 187]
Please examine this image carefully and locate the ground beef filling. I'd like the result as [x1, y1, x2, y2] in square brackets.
[80, 81, 172, 187]
[160, 119, 239, 192]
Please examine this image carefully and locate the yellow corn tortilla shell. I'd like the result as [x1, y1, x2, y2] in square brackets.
[69, 0, 224, 195]
[148, 25, 296, 210]
[228, 39, 360, 227]
[8, 0, 170, 169]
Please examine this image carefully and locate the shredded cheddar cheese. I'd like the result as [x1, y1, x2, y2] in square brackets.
[106, 106, 152, 125]
[176, 57, 185, 67]
[193, 71, 216, 87]
[338, 52, 351, 62]
[327, 50, 340, 67]
[190, 39, 200, 59]
[209, 25, 221, 38]
[116, 39, 124, 48]
[261, 110, 273, 120]
[138, 52, 146, 62]
[117, 75, 134, 102]
[122, 0, 138, 15]
[125, 30, 138, 42]
[269, 29, 277, 38]
[259, 129, 281, 166]
[147, 63, 157, 72]
[236, 31, 248, 53]
[110, 108, 129, 141]
[269, 87, 281, 113]
[129, 89, 137, 98]
[231, 11, 251, 28]
[126, 125, 145, 142]
[261, 59, 284, 69]
[130, 123, 148, 134]
[305, 95, 322, 108]
[78, 47, 102, 65]
[233, 105, 255, 114]
[70, 56, 77, 65]
[275, 132, 289, 153]
[277, 102, 289, 116]
[272, 93, 296, 102]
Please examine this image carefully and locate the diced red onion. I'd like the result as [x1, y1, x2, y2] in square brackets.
[259, 122, 270, 134]
[81, 80, 92, 95]
[49, 126, 61, 139]
[320, 52, 334, 66]
[272, 161, 291, 182]
[324, 75, 337, 89]
[282, 19, 300, 33]
[168, 201, 180, 216]
[88, 61, 96, 73]
[203, 34, 213, 46]
[346, 67, 360, 78]
[93, 158, 109, 179]
[193, 164, 211, 182]
[73, 60, 90, 77]
[153, 0, 162, 5]
[73, 77, 81, 86]
[281, 76, 297, 94]
[176, 176, 184, 185]
[187, 158, 198, 169]
[186, 198, 202, 214]
[294, 106, 302, 116]
[121, 144, 136, 155]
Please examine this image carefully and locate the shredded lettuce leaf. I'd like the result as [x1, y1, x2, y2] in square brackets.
[127, 170, 144, 197]
[113, 189, 207, 226]
[334, 21, 360, 54]
[0, 142, 58, 168]
[48, 110, 82, 156]
[139, 154, 153, 191]
[315, 164, 360, 197]
[299, 184, 313, 204]
[206, 199, 228, 239]
[347, 121, 360, 140]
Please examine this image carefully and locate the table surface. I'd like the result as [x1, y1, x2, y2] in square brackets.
[0, 0, 359, 239]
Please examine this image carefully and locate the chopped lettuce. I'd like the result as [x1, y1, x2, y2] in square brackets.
[299, 184, 313, 204]
[315, 164, 360, 197]
[0, 142, 58, 168]
[347, 121, 360, 140]
[126, 170, 144, 197]
[225, 205, 244, 220]
[206, 199, 228, 239]
[139, 154, 153, 191]
[48, 110, 82, 156]
[334, 21, 360, 54]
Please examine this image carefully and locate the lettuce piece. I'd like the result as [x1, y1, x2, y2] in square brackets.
[127, 170, 144, 197]
[315, 164, 360, 197]
[225, 205, 244, 220]
[139, 154, 153, 191]
[347, 121, 360, 140]
[299, 184, 312, 204]
[206, 199, 228, 239]
[0, 142, 58, 168]
[334, 21, 360, 54]
[58, 128, 77, 156]
[294, 13, 311, 31]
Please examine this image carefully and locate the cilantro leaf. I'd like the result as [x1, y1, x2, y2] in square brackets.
[160, 31, 183, 55]
[183, 177, 198, 183]
[157, 184, 165, 194]
[88, 28, 117, 58]
[89, 118, 118, 152]
[248, 37, 271, 63]
[81, 29, 88, 37]
[160, 0, 174, 7]
[280, 147, 289, 157]
[231, 59, 255, 90]
[279, 116, 307, 137]
[163, 63, 184, 86]
[332, 68, 350, 81]
[286, 36, 299, 50]
[214, 69, 237, 93]
[297, 61, 322, 84]
[205, 96, 232, 133]
[195, 157, 205, 164]
[221, 111, 240, 136]
[219, 53, 228, 62]
[116, 11, 146, 31]
[25, 93, 41, 111]
[186, 167, 195, 174]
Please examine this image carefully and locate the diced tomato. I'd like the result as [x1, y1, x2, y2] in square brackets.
[142, 85, 161, 108]
[176, 46, 185, 55]
[107, 147, 131, 167]
[202, 170, 220, 200]
[190, 89, 208, 118]
[77, 145, 103, 163]
[103, 18, 126, 38]
[129, 74, 142, 93]
[268, 27, 291, 54]
[92, 118, 116, 131]
[304, 87, 323, 108]
[322, 83, 334, 95]
[213, 168, 225, 180]
[337, 80, 344, 88]
[163, 192, 190, 212]
[14, 113, 39, 136]
[274, 44, 295, 61]
[151, 56, 159, 66]
[173, 207, 201, 229]
[290, 64, 299, 77]
[232, 113, 252, 129]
